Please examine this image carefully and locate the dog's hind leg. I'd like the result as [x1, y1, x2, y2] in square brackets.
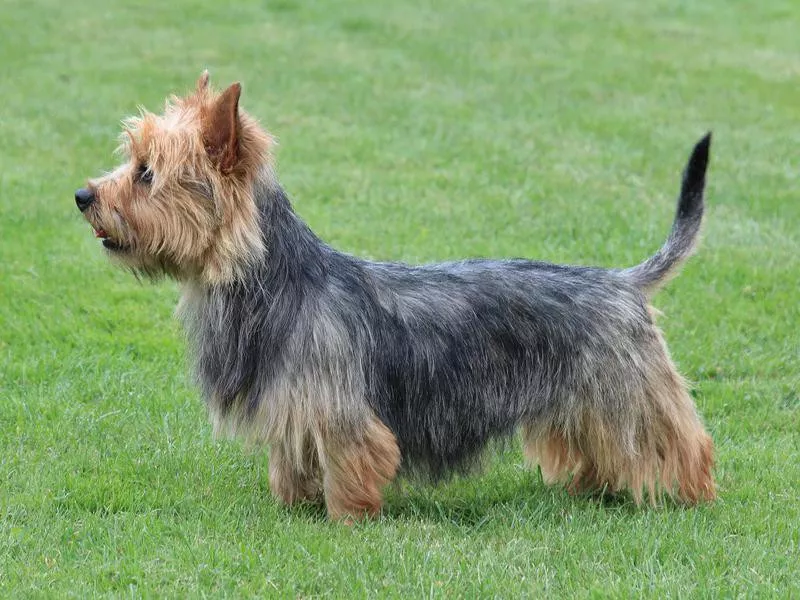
[522, 344, 716, 505]
[522, 420, 627, 499]
[637, 349, 716, 505]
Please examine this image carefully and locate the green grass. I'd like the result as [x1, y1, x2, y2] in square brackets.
[1, 0, 798, 596]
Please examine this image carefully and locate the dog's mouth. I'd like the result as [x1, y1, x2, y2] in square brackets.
[93, 227, 128, 251]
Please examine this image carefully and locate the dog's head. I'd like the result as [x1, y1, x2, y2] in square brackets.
[75, 72, 272, 283]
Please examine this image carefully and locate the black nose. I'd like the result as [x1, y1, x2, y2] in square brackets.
[75, 188, 95, 212]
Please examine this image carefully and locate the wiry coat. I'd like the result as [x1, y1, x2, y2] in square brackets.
[79, 76, 715, 519]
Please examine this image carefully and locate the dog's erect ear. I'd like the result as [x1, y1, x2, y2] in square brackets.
[203, 82, 241, 174]
[196, 70, 210, 93]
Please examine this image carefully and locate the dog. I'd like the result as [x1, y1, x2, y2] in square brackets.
[76, 72, 715, 519]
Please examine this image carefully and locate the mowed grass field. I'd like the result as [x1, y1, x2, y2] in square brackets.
[1, 0, 798, 596]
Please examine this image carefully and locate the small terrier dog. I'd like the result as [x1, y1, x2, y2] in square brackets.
[76, 72, 715, 519]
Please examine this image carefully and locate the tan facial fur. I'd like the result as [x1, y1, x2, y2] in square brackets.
[80, 72, 273, 284]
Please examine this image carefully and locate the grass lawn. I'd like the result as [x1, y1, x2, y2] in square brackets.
[1, 0, 798, 596]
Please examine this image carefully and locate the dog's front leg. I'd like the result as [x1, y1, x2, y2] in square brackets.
[320, 417, 401, 521]
[268, 439, 324, 506]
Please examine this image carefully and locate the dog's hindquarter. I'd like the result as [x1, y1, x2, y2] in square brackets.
[358, 258, 662, 479]
[357, 257, 714, 503]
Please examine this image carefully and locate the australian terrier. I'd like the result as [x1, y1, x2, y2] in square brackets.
[76, 72, 715, 519]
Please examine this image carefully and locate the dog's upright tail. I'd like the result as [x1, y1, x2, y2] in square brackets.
[622, 133, 711, 296]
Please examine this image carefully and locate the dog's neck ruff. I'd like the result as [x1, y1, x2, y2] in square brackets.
[177, 170, 334, 421]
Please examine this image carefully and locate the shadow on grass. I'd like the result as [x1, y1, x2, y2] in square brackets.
[376, 468, 660, 529]
[277, 459, 697, 528]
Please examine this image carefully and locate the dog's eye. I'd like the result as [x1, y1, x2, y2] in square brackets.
[136, 164, 153, 184]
